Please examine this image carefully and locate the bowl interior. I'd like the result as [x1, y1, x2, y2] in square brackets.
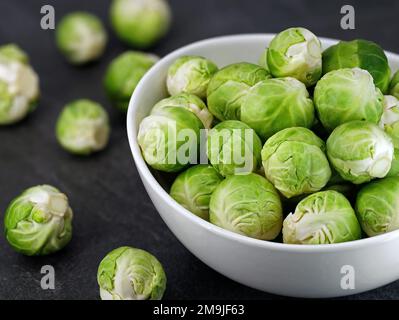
[127, 34, 399, 249]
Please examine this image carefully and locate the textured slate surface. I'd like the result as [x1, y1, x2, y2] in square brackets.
[0, 0, 398, 300]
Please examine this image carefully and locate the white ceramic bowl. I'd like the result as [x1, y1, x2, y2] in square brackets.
[127, 34, 399, 298]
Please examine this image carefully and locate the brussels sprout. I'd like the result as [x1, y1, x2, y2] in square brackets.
[56, 12, 107, 65]
[207, 63, 270, 121]
[151, 93, 213, 129]
[110, 0, 171, 48]
[389, 71, 399, 99]
[314, 68, 383, 131]
[207, 120, 262, 177]
[322, 39, 391, 93]
[356, 177, 399, 237]
[241, 77, 315, 140]
[266, 27, 322, 87]
[283, 191, 361, 244]
[104, 51, 158, 112]
[4, 185, 73, 256]
[262, 127, 331, 198]
[209, 173, 283, 240]
[0, 44, 39, 125]
[166, 56, 218, 99]
[170, 164, 223, 220]
[56, 99, 110, 155]
[327, 121, 393, 184]
[97, 246, 166, 300]
[138, 106, 204, 172]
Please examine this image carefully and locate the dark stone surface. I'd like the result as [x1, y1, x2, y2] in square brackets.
[0, 0, 398, 300]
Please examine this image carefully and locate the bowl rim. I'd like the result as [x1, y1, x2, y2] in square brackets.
[127, 33, 399, 253]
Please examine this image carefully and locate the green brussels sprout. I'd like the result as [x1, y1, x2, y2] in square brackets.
[56, 99, 110, 155]
[262, 127, 331, 198]
[151, 93, 213, 129]
[0, 44, 28, 63]
[266, 27, 322, 87]
[170, 164, 223, 220]
[283, 191, 361, 244]
[209, 173, 283, 240]
[4, 185, 73, 256]
[207, 120, 262, 177]
[110, 0, 171, 48]
[241, 77, 315, 140]
[138, 106, 204, 172]
[56, 12, 107, 65]
[0, 44, 39, 125]
[389, 71, 399, 99]
[166, 56, 218, 99]
[322, 39, 391, 93]
[97, 246, 166, 300]
[314, 68, 384, 131]
[104, 51, 158, 112]
[207, 63, 271, 121]
[327, 121, 393, 184]
[356, 177, 399, 237]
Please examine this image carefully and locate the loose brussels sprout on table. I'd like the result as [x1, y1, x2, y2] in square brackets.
[151, 93, 213, 129]
[241, 77, 315, 140]
[207, 62, 270, 121]
[314, 68, 383, 132]
[266, 27, 322, 87]
[4, 185, 73, 256]
[138, 106, 204, 172]
[97, 246, 166, 300]
[207, 120, 262, 177]
[322, 39, 391, 93]
[110, 0, 171, 48]
[262, 127, 331, 198]
[209, 173, 283, 240]
[170, 164, 223, 220]
[56, 12, 107, 65]
[356, 177, 399, 237]
[0, 44, 39, 125]
[283, 191, 361, 244]
[166, 56, 218, 99]
[104, 51, 158, 112]
[56, 99, 110, 155]
[327, 121, 393, 184]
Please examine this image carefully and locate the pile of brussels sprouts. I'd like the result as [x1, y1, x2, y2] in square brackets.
[2, 0, 171, 300]
[138, 27, 399, 245]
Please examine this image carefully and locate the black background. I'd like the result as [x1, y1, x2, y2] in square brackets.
[0, 0, 398, 300]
